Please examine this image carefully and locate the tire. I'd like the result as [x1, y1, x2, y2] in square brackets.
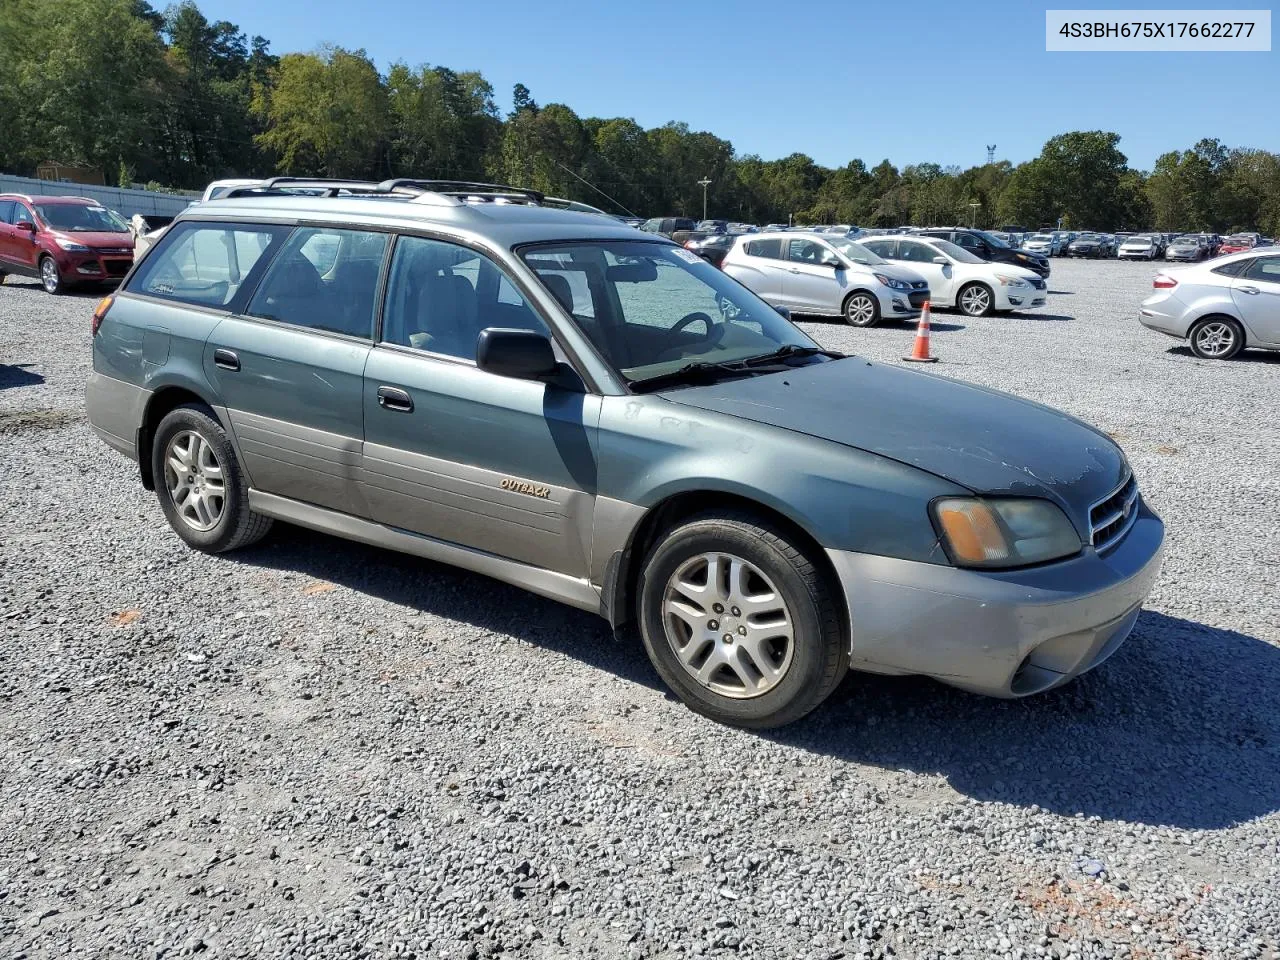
[842, 290, 881, 328]
[957, 282, 993, 317]
[1187, 316, 1245, 360]
[150, 403, 273, 552]
[40, 256, 64, 295]
[636, 510, 849, 729]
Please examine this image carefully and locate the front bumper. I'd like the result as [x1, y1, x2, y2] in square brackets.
[876, 287, 922, 318]
[825, 502, 1165, 697]
[60, 249, 134, 282]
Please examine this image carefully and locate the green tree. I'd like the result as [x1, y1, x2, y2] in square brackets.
[253, 46, 389, 177]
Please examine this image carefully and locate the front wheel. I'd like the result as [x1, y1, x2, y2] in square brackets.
[842, 291, 881, 327]
[1188, 317, 1244, 360]
[957, 282, 993, 317]
[40, 256, 64, 295]
[151, 403, 273, 552]
[637, 511, 849, 729]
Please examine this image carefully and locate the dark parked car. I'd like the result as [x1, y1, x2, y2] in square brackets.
[683, 233, 736, 267]
[695, 220, 729, 234]
[1067, 233, 1113, 259]
[0, 194, 136, 294]
[913, 228, 1050, 279]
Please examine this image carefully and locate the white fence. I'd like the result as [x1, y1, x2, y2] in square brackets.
[0, 173, 197, 218]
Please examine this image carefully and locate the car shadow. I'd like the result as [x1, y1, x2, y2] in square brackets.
[1047, 290, 1074, 296]
[1166, 345, 1280, 364]
[0, 363, 45, 390]
[231, 524, 1279, 831]
[1005, 312, 1072, 322]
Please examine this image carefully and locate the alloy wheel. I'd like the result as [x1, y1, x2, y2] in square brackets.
[1193, 321, 1237, 358]
[661, 552, 795, 699]
[845, 294, 876, 326]
[164, 430, 226, 531]
[960, 285, 990, 315]
[41, 258, 59, 293]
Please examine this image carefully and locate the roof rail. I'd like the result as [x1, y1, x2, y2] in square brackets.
[378, 179, 545, 204]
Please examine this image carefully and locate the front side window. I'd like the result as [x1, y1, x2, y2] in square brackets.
[382, 236, 549, 360]
[247, 227, 389, 338]
[128, 221, 287, 308]
[1242, 256, 1280, 283]
[931, 239, 984, 264]
[787, 239, 828, 263]
[35, 203, 129, 233]
[862, 239, 896, 258]
[897, 241, 941, 264]
[12, 204, 33, 226]
[521, 240, 816, 384]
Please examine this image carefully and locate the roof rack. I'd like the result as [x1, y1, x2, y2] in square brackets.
[219, 176, 551, 206]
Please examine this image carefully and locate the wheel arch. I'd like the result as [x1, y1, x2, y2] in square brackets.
[137, 386, 222, 490]
[603, 489, 849, 646]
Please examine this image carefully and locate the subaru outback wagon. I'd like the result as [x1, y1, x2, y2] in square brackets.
[86, 178, 1165, 728]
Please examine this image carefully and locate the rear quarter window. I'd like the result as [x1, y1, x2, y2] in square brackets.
[127, 221, 288, 309]
[743, 238, 783, 259]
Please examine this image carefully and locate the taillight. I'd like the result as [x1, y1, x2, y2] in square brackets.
[91, 294, 115, 335]
[1153, 275, 1177, 289]
[684, 241, 695, 249]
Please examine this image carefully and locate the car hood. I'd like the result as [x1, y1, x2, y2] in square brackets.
[53, 231, 134, 250]
[663, 358, 1126, 525]
[870, 262, 927, 284]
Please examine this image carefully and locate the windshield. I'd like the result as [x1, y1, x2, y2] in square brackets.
[1226, 234, 1252, 243]
[36, 203, 129, 233]
[1029, 234, 1053, 242]
[975, 230, 1010, 249]
[520, 240, 816, 385]
[1126, 236, 1152, 244]
[1173, 236, 1199, 244]
[931, 239, 984, 264]
[827, 238, 884, 265]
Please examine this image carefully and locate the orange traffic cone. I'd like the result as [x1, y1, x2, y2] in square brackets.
[902, 301, 939, 363]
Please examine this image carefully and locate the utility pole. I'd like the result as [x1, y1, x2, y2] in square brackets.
[697, 178, 712, 221]
[968, 202, 980, 228]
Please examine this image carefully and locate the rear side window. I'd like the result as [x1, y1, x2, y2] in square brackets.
[128, 221, 287, 308]
[744, 238, 782, 259]
[1210, 259, 1248, 278]
[0, 200, 13, 224]
[247, 227, 390, 339]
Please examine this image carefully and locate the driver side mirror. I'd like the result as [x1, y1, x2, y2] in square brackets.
[774, 305, 791, 320]
[15, 221, 35, 233]
[476, 328, 559, 381]
[820, 256, 841, 268]
[933, 256, 949, 265]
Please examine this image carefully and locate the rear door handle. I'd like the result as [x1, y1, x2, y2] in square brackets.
[213, 348, 240, 371]
[376, 385, 413, 412]
[1237, 285, 1260, 295]
[788, 267, 800, 273]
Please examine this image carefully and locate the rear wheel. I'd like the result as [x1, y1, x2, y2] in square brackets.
[842, 291, 881, 327]
[151, 403, 273, 552]
[40, 256, 64, 295]
[1188, 317, 1244, 360]
[637, 510, 848, 729]
[957, 282, 993, 317]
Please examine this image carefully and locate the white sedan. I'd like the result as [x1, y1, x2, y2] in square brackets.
[861, 235, 1047, 316]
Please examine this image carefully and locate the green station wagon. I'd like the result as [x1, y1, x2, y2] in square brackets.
[86, 179, 1165, 728]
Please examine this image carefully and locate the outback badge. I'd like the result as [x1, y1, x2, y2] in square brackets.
[500, 477, 550, 499]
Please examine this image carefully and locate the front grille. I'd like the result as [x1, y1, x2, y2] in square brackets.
[103, 259, 131, 277]
[908, 291, 929, 308]
[910, 280, 927, 290]
[1029, 277, 1047, 290]
[1090, 473, 1139, 552]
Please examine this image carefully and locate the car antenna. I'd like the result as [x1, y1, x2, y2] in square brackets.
[553, 161, 639, 218]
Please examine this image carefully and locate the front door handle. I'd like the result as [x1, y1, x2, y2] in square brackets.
[1237, 285, 1260, 295]
[788, 267, 800, 274]
[213, 348, 240, 371]
[376, 385, 413, 412]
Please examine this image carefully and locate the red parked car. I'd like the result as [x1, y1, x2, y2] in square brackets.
[1216, 233, 1262, 256]
[0, 194, 135, 294]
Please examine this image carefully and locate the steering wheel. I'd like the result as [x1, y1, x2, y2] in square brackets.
[669, 311, 724, 346]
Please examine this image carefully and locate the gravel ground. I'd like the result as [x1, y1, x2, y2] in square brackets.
[1, 258, 1277, 960]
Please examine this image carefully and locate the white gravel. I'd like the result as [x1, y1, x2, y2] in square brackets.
[1, 258, 1277, 960]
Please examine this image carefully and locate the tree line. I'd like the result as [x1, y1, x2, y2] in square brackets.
[3, 0, 1279, 234]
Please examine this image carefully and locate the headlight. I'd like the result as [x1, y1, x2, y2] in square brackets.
[874, 273, 911, 291]
[55, 238, 90, 252]
[994, 274, 1029, 287]
[931, 497, 1081, 568]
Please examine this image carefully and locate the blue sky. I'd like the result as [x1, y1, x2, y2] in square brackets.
[197, 0, 1277, 172]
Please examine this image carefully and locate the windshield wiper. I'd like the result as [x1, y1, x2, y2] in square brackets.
[628, 361, 756, 394]
[742, 344, 844, 367]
